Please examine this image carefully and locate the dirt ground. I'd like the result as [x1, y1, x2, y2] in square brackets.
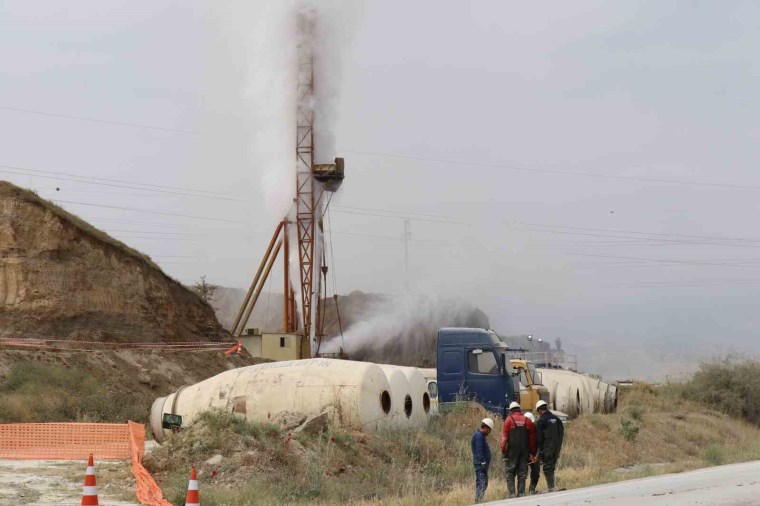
[0, 459, 138, 506]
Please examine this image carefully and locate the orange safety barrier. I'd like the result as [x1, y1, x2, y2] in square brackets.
[0, 423, 131, 460]
[0, 422, 173, 506]
[128, 421, 172, 506]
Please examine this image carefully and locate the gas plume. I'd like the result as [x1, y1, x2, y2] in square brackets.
[240, 0, 359, 221]
[322, 292, 491, 366]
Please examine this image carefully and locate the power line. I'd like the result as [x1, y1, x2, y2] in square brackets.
[508, 221, 760, 244]
[331, 230, 402, 241]
[609, 279, 760, 287]
[334, 205, 760, 248]
[103, 229, 200, 236]
[108, 235, 199, 241]
[52, 199, 248, 224]
[33, 184, 246, 203]
[0, 105, 202, 134]
[566, 253, 760, 269]
[332, 204, 459, 221]
[331, 230, 439, 243]
[507, 225, 760, 249]
[331, 208, 469, 225]
[1, 165, 244, 201]
[89, 216, 235, 229]
[343, 149, 760, 191]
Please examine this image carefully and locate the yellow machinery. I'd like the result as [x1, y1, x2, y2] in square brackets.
[510, 359, 550, 413]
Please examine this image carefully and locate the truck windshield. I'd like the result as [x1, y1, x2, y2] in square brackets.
[528, 363, 542, 384]
[500, 352, 515, 376]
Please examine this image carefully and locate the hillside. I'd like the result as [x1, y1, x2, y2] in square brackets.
[141, 384, 760, 505]
[0, 181, 227, 342]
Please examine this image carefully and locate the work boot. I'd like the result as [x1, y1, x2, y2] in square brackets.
[529, 485, 537, 495]
[517, 478, 526, 497]
[545, 471, 556, 492]
[506, 480, 516, 498]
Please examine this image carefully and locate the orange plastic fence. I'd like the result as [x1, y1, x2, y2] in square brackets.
[0, 423, 131, 460]
[128, 421, 172, 506]
[0, 422, 173, 506]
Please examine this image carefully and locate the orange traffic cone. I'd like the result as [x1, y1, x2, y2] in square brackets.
[81, 453, 99, 506]
[185, 465, 200, 506]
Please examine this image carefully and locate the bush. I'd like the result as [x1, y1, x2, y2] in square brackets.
[619, 418, 640, 441]
[681, 359, 760, 425]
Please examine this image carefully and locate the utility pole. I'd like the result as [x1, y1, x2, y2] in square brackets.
[403, 219, 411, 290]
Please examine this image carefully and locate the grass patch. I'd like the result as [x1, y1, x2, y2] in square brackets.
[627, 404, 644, 421]
[0, 361, 145, 423]
[701, 444, 725, 466]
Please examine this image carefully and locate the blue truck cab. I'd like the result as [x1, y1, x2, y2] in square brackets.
[436, 327, 517, 418]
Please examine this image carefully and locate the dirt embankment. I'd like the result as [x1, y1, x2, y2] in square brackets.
[0, 181, 226, 342]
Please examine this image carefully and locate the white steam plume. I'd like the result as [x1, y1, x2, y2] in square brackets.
[322, 293, 491, 365]
[241, 0, 360, 220]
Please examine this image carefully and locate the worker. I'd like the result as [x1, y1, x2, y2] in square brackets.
[500, 401, 536, 498]
[524, 411, 541, 494]
[471, 417, 495, 503]
[535, 400, 564, 492]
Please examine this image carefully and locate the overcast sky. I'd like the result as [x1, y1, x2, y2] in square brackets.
[2, 1, 759, 378]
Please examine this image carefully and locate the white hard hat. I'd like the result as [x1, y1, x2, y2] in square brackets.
[509, 401, 521, 411]
[481, 418, 495, 430]
[524, 412, 535, 422]
[536, 400, 548, 410]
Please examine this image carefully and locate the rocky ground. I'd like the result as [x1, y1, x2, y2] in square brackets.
[0, 459, 137, 506]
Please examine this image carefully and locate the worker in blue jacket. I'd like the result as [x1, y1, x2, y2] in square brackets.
[471, 417, 495, 503]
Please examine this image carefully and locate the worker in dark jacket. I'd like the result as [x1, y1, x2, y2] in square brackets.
[471, 417, 495, 503]
[524, 411, 541, 494]
[535, 400, 564, 492]
[500, 401, 536, 498]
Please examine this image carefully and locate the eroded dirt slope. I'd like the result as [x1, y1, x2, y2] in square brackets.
[0, 181, 226, 342]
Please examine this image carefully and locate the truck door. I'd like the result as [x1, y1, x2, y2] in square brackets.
[516, 366, 533, 411]
[437, 347, 465, 404]
[465, 348, 506, 416]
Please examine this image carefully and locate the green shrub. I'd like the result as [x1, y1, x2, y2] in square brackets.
[619, 417, 640, 441]
[682, 359, 760, 425]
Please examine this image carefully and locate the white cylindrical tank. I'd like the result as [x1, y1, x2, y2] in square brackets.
[150, 359, 392, 443]
[397, 366, 431, 429]
[538, 368, 615, 417]
[378, 365, 413, 429]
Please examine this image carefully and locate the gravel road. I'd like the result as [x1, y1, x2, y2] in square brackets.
[484, 460, 760, 506]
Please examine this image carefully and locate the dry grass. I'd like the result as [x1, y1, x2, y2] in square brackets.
[142, 385, 760, 506]
[0, 351, 259, 424]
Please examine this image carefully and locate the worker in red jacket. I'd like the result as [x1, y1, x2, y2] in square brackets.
[500, 401, 537, 498]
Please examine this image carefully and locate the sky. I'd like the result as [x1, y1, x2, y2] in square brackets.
[1, 0, 759, 379]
